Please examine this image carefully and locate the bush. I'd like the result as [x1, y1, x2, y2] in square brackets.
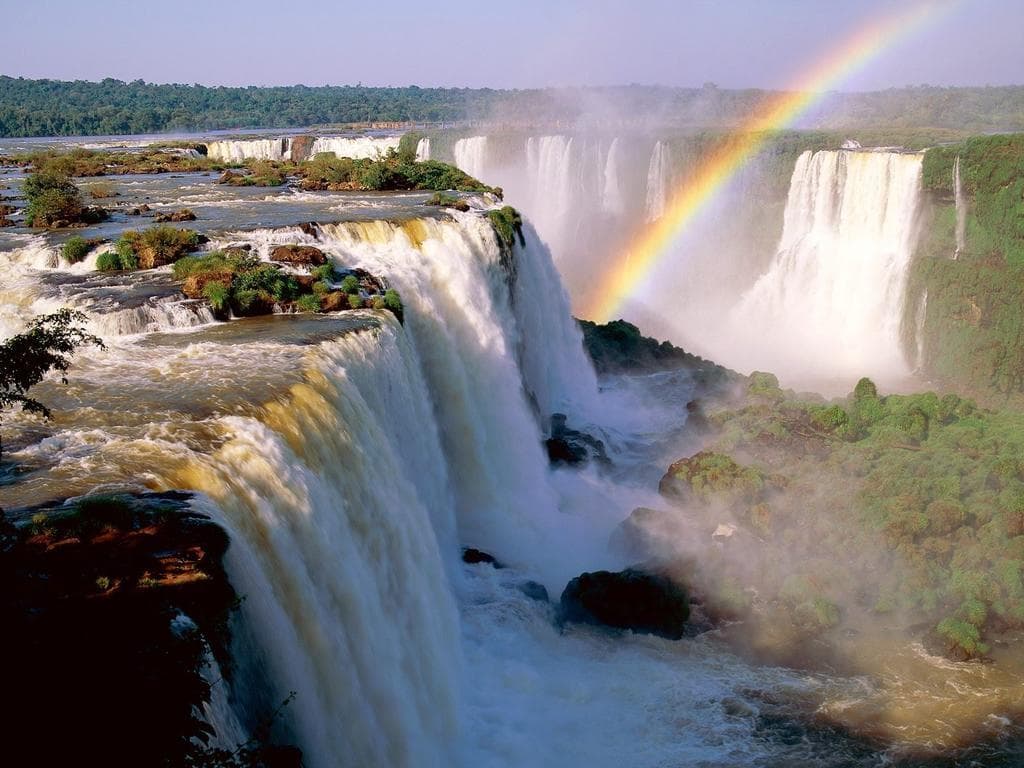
[202, 281, 230, 312]
[95, 251, 124, 271]
[340, 275, 360, 294]
[487, 206, 524, 249]
[62, 236, 93, 264]
[347, 293, 363, 309]
[310, 264, 338, 283]
[296, 294, 321, 313]
[117, 226, 201, 269]
[383, 289, 403, 314]
[23, 170, 83, 226]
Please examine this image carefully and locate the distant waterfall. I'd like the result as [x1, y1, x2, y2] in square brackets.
[644, 141, 670, 222]
[953, 155, 967, 259]
[308, 135, 400, 159]
[415, 137, 432, 161]
[601, 137, 624, 215]
[732, 150, 924, 380]
[913, 289, 928, 371]
[206, 138, 291, 162]
[453, 136, 489, 180]
[525, 136, 578, 247]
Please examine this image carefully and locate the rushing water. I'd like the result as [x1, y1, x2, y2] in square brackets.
[2, 136, 1022, 767]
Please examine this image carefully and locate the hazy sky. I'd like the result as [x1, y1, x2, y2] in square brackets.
[1, 0, 1020, 90]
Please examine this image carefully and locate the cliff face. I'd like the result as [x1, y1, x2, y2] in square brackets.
[907, 134, 1024, 401]
[0, 492, 243, 768]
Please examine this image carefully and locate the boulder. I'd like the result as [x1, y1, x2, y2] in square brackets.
[289, 135, 317, 163]
[321, 291, 348, 312]
[217, 170, 243, 185]
[545, 412, 609, 467]
[462, 548, 504, 568]
[299, 221, 319, 239]
[154, 208, 197, 223]
[559, 567, 690, 639]
[270, 244, 327, 266]
[609, 507, 693, 562]
[519, 580, 549, 602]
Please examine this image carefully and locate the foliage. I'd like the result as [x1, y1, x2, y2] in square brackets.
[61, 235, 96, 264]
[340, 275, 360, 294]
[398, 131, 424, 162]
[23, 169, 83, 226]
[0, 309, 102, 453]
[297, 150, 495, 194]
[486, 206, 524, 250]
[2, 76, 1023, 138]
[116, 226, 202, 269]
[310, 264, 338, 283]
[691, 378, 1024, 658]
[295, 294, 322, 313]
[383, 289, 403, 314]
[347, 293, 363, 309]
[910, 134, 1024, 399]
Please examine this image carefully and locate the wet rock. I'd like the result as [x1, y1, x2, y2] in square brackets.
[559, 567, 690, 639]
[321, 291, 348, 312]
[462, 548, 504, 568]
[299, 221, 319, 239]
[153, 208, 197, 223]
[0, 216, 13, 227]
[519, 580, 549, 602]
[609, 507, 693, 562]
[545, 412, 609, 467]
[289, 134, 317, 163]
[270, 244, 327, 266]
[217, 170, 243, 185]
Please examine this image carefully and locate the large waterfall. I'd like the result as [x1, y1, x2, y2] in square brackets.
[452, 136, 489, 181]
[644, 140, 670, 222]
[730, 149, 924, 381]
[205, 135, 401, 162]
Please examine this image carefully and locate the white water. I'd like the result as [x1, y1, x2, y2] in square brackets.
[206, 138, 291, 162]
[914, 289, 929, 372]
[729, 150, 923, 382]
[308, 135, 401, 159]
[415, 137, 432, 161]
[644, 140, 670, 222]
[954, 155, 967, 259]
[452, 136, 489, 181]
[601, 137, 625, 215]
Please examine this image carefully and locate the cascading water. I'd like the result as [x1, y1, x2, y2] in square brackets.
[206, 138, 291, 162]
[205, 135, 400, 162]
[308, 135, 401, 159]
[452, 136, 489, 181]
[729, 149, 923, 382]
[644, 140, 670, 222]
[601, 137, 625, 215]
[415, 137, 431, 161]
[954, 155, 967, 259]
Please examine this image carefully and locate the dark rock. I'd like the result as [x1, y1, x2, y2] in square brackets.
[559, 567, 690, 639]
[217, 170, 243, 185]
[154, 208, 197, 223]
[0, 216, 13, 227]
[270, 244, 327, 266]
[609, 507, 692, 562]
[462, 547, 504, 568]
[545, 412, 609, 467]
[299, 221, 319, 239]
[289, 134, 317, 163]
[519, 580, 549, 602]
[321, 291, 348, 312]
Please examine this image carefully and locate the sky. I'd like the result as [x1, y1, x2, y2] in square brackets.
[0, 0, 1020, 91]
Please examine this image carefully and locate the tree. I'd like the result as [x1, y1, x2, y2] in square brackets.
[0, 309, 103, 457]
[22, 169, 83, 226]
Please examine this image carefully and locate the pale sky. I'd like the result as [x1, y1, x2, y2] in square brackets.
[0, 0, 1020, 90]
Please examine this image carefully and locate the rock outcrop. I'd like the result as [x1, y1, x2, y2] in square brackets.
[560, 567, 690, 639]
[270, 244, 327, 266]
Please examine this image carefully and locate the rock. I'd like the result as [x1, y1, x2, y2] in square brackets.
[217, 170, 243, 185]
[659, 451, 770, 504]
[321, 291, 348, 312]
[182, 272, 232, 300]
[270, 244, 327, 266]
[127, 207, 142, 216]
[139, 203, 150, 213]
[0, 203, 15, 216]
[299, 221, 319, 239]
[519, 580, 549, 602]
[289, 134, 317, 163]
[609, 507, 693, 562]
[0, 216, 13, 227]
[559, 567, 690, 639]
[462, 548, 504, 568]
[153, 208, 197, 223]
[545, 412, 609, 467]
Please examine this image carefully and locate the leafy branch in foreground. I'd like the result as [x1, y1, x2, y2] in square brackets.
[0, 309, 103, 453]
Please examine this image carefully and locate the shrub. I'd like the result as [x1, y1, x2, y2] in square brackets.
[340, 275, 360, 294]
[296, 294, 322, 313]
[487, 206, 524, 249]
[117, 226, 200, 269]
[95, 251, 124, 271]
[23, 170, 83, 226]
[347, 293, 363, 309]
[62, 236, 93, 264]
[310, 264, 338, 283]
[383, 289, 403, 314]
[85, 181, 116, 199]
[202, 281, 230, 312]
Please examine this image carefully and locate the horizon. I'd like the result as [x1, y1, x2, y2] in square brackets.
[1, 0, 1021, 91]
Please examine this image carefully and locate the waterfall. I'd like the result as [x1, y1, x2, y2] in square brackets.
[731, 149, 923, 381]
[308, 135, 400, 159]
[206, 138, 291, 162]
[953, 155, 967, 260]
[415, 137, 432, 161]
[601, 137, 624, 215]
[452, 136, 488, 180]
[524, 136, 578, 250]
[644, 140, 670, 222]
[914, 289, 928, 372]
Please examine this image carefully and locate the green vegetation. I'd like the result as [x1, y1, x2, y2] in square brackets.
[18, 146, 229, 177]
[0, 309, 102, 454]
[23, 169, 83, 226]
[487, 206, 524, 250]
[2, 76, 1023, 137]
[115, 226, 202, 269]
[297, 150, 496, 194]
[397, 131, 424, 162]
[683, 375, 1024, 658]
[426, 191, 470, 211]
[909, 133, 1024, 399]
[172, 252, 402, 322]
[61, 235, 102, 264]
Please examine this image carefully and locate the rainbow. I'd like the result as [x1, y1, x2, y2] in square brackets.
[583, 0, 957, 322]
